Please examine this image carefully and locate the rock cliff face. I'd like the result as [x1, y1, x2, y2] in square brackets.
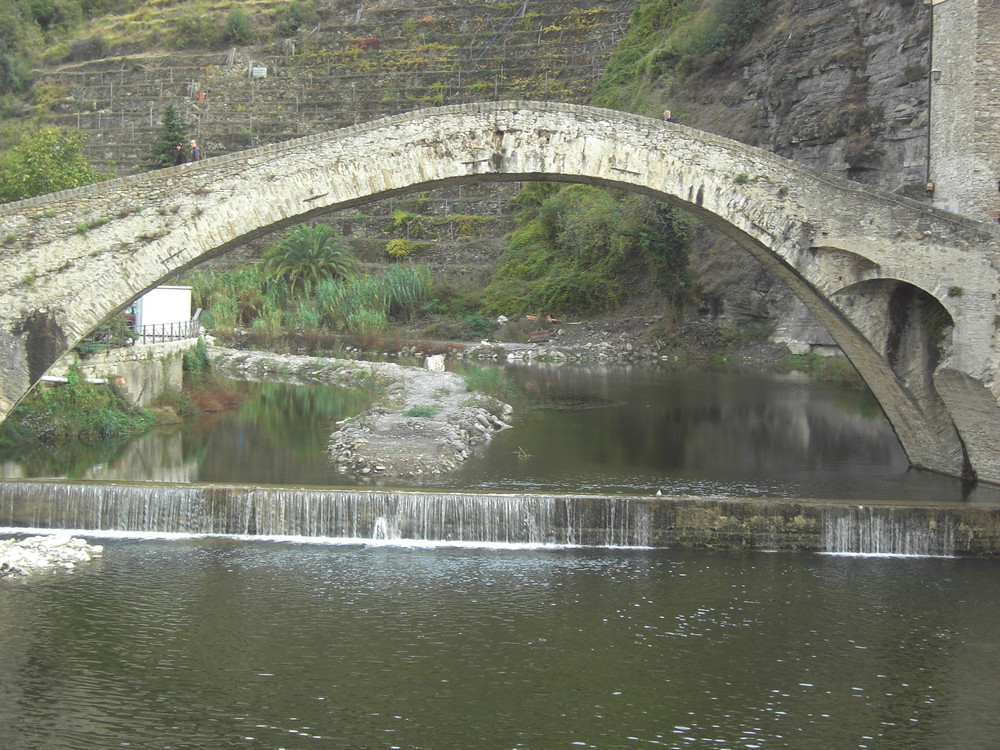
[675, 0, 932, 349]
[718, 0, 930, 193]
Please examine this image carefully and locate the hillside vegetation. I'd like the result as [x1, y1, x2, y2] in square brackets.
[1, 0, 933, 357]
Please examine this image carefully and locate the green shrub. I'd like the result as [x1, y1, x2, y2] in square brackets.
[152, 389, 199, 420]
[427, 276, 484, 318]
[420, 319, 466, 340]
[463, 312, 495, 339]
[277, 1, 318, 36]
[382, 265, 432, 319]
[190, 253, 430, 340]
[347, 306, 389, 333]
[189, 264, 278, 330]
[224, 8, 252, 45]
[483, 185, 689, 319]
[592, 0, 765, 110]
[252, 302, 284, 337]
[440, 214, 489, 237]
[290, 300, 322, 331]
[69, 36, 109, 62]
[386, 238, 417, 259]
[172, 4, 223, 49]
[0, 126, 109, 203]
[714, 0, 765, 42]
[391, 209, 428, 238]
[262, 223, 358, 295]
[183, 338, 210, 379]
[0, 365, 152, 444]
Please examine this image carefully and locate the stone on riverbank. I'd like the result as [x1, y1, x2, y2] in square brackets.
[0, 534, 104, 577]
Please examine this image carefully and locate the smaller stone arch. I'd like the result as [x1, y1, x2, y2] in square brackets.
[833, 278, 967, 477]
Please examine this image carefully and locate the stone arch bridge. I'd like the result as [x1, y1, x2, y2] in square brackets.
[1, 101, 999, 484]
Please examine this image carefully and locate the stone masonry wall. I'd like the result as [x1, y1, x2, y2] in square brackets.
[38, 0, 635, 175]
[929, 0, 993, 220]
[46, 339, 197, 407]
[32, 0, 635, 280]
[978, 1, 1000, 223]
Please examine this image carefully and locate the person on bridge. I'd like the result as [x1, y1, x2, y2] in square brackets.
[189, 140, 201, 161]
[173, 143, 186, 166]
[663, 109, 678, 123]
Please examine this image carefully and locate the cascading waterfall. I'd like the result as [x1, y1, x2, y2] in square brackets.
[0, 482, 656, 547]
[822, 505, 955, 556]
[1, 481, 993, 554]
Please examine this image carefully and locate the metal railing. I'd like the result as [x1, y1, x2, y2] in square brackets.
[76, 310, 201, 354]
[133, 319, 201, 345]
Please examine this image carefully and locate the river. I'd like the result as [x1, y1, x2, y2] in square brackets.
[1, 540, 997, 749]
[0, 360, 997, 748]
[3, 360, 998, 504]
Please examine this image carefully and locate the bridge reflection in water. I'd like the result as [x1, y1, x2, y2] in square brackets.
[1, 481, 996, 557]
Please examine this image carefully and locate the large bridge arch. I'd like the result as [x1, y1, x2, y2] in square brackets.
[1, 101, 999, 483]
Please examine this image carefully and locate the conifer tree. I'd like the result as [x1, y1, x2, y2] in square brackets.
[145, 102, 189, 169]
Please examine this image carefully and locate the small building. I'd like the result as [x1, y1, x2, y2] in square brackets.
[130, 285, 192, 331]
[47, 285, 201, 407]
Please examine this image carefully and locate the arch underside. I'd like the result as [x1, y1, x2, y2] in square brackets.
[0, 102, 996, 483]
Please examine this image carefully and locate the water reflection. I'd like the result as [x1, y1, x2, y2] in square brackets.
[2, 361, 998, 504]
[448, 362, 999, 504]
[78, 430, 196, 483]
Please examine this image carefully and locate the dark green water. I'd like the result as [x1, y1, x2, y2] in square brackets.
[4, 361, 998, 503]
[1, 540, 997, 749]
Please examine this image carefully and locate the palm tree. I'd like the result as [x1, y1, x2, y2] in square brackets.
[261, 223, 358, 295]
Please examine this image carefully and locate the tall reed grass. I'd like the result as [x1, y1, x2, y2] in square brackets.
[190, 263, 433, 341]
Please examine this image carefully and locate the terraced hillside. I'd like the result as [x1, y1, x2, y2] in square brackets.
[35, 0, 635, 174]
[24, 1, 635, 281]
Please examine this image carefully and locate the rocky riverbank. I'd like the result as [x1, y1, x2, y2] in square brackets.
[400, 314, 793, 364]
[1, 534, 104, 577]
[210, 348, 513, 479]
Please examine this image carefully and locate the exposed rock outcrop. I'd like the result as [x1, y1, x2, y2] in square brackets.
[1, 534, 104, 577]
[672, 0, 933, 350]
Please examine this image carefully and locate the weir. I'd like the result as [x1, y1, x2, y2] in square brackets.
[1, 481, 998, 556]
